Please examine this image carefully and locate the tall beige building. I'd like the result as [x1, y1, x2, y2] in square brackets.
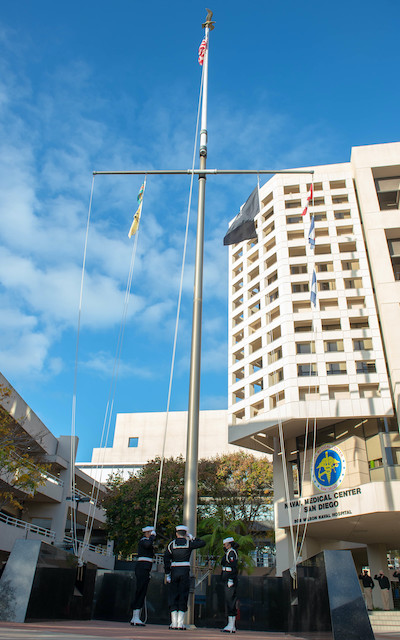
[227, 142, 400, 607]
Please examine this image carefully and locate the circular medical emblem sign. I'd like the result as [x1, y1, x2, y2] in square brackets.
[311, 445, 346, 492]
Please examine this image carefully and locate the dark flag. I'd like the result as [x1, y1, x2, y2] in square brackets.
[223, 186, 259, 246]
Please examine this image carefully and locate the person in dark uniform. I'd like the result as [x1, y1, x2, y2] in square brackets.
[374, 570, 391, 610]
[164, 524, 205, 630]
[220, 536, 239, 633]
[393, 569, 400, 587]
[358, 569, 374, 610]
[130, 525, 156, 626]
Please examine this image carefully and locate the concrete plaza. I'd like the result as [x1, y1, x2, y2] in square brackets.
[0, 621, 399, 640]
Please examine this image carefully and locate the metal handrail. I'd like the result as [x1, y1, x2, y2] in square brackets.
[63, 534, 113, 557]
[0, 512, 55, 539]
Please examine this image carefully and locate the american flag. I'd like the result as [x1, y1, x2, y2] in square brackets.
[198, 38, 207, 65]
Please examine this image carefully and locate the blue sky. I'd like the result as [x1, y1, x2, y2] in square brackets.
[0, 1, 399, 461]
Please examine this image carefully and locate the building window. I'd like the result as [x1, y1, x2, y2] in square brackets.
[297, 363, 317, 377]
[293, 301, 311, 313]
[267, 288, 279, 303]
[294, 321, 312, 333]
[344, 278, 363, 289]
[319, 298, 339, 311]
[330, 180, 346, 190]
[299, 386, 319, 401]
[356, 361, 376, 374]
[268, 347, 283, 364]
[249, 337, 262, 354]
[266, 326, 281, 343]
[284, 185, 300, 194]
[328, 386, 350, 399]
[374, 176, 400, 210]
[270, 391, 285, 409]
[349, 317, 369, 329]
[296, 342, 315, 354]
[250, 357, 262, 374]
[359, 384, 380, 398]
[342, 259, 359, 271]
[250, 379, 263, 395]
[269, 368, 284, 385]
[353, 338, 373, 351]
[290, 264, 308, 275]
[292, 282, 309, 293]
[286, 215, 303, 224]
[322, 319, 341, 331]
[334, 210, 351, 220]
[317, 262, 333, 272]
[314, 244, 331, 255]
[332, 194, 349, 204]
[386, 235, 400, 281]
[285, 199, 302, 209]
[337, 225, 353, 236]
[327, 362, 347, 375]
[319, 280, 336, 291]
[324, 340, 344, 352]
[128, 437, 139, 448]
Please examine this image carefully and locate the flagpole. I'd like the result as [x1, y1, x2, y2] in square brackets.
[182, 13, 212, 627]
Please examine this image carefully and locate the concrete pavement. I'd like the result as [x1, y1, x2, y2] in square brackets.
[0, 621, 399, 640]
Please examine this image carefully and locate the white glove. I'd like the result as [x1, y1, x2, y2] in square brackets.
[227, 579, 234, 588]
[166, 574, 171, 583]
[151, 530, 156, 536]
[187, 533, 194, 541]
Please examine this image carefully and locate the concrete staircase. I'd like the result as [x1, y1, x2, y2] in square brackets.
[369, 611, 400, 633]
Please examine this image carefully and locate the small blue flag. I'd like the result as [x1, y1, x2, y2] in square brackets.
[310, 269, 317, 307]
[308, 215, 315, 250]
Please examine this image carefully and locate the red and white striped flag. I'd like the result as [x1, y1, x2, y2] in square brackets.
[301, 183, 313, 216]
[198, 38, 208, 65]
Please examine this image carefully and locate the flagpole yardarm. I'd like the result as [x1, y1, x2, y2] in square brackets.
[93, 168, 314, 176]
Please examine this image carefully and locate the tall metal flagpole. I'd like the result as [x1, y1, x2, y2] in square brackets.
[183, 11, 213, 626]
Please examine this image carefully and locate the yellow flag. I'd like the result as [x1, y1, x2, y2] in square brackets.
[128, 203, 142, 238]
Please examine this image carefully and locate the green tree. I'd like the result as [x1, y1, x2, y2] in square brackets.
[104, 451, 273, 557]
[197, 516, 256, 574]
[0, 385, 49, 511]
[104, 456, 186, 556]
[199, 452, 273, 536]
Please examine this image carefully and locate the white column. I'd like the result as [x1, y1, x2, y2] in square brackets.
[273, 438, 294, 576]
[367, 543, 393, 610]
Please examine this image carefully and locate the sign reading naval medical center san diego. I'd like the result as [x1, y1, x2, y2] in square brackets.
[311, 445, 346, 492]
[277, 444, 367, 528]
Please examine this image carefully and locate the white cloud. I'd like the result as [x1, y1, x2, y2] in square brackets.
[81, 351, 154, 379]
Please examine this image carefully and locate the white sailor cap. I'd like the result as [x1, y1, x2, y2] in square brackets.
[176, 524, 188, 531]
[142, 526, 154, 533]
[223, 537, 234, 544]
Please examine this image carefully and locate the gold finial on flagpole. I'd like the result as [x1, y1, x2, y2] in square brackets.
[202, 8, 215, 30]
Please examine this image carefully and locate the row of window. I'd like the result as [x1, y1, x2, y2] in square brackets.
[232, 316, 370, 358]
[232, 236, 358, 274]
[231, 207, 356, 263]
[233, 338, 373, 364]
[231, 383, 383, 423]
[234, 259, 361, 288]
[297, 361, 377, 377]
[233, 294, 366, 320]
[233, 269, 363, 300]
[286, 210, 352, 224]
[233, 360, 378, 403]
